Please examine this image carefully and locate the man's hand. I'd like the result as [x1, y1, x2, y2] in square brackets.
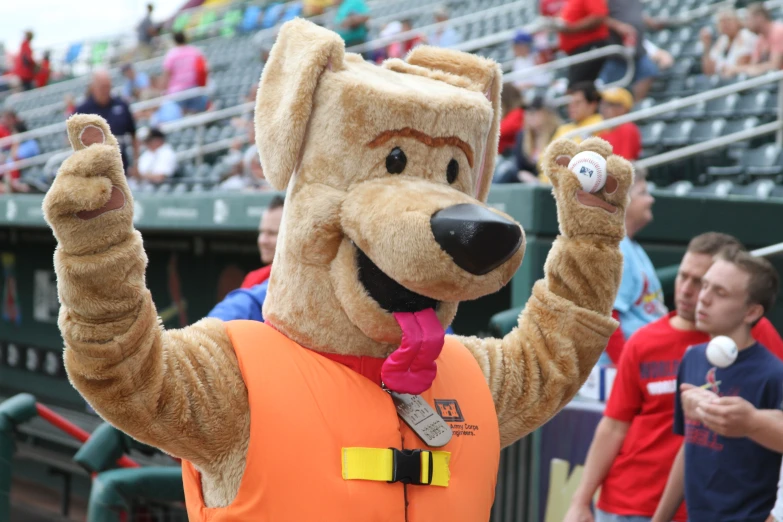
[698, 395, 760, 438]
[563, 502, 595, 522]
[699, 27, 713, 48]
[614, 21, 637, 41]
[680, 383, 718, 421]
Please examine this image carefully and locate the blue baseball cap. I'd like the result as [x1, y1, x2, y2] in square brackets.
[513, 31, 533, 45]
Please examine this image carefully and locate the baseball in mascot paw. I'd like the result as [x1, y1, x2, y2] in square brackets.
[542, 137, 633, 241]
[42, 115, 135, 256]
[568, 151, 606, 193]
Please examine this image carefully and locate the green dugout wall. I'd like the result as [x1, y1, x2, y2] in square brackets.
[1, 185, 783, 517]
[2, 184, 783, 410]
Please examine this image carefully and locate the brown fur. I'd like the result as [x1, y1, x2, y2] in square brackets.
[45, 19, 632, 509]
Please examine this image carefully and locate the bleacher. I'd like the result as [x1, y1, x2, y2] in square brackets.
[3, 0, 783, 198]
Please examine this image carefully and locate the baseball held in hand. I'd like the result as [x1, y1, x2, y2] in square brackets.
[706, 335, 738, 368]
[568, 151, 606, 193]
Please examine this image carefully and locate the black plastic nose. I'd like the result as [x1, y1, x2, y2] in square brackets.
[430, 203, 522, 276]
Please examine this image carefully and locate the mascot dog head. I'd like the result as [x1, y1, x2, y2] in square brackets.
[257, 19, 525, 357]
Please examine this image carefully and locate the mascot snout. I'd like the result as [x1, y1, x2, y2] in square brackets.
[430, 203, 523, 276]
[340, 176, 525, 304]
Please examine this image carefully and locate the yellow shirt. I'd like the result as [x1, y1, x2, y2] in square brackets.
[540, 114, 605, 184]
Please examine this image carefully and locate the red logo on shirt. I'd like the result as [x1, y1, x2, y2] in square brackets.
[705, 367, 720, 394]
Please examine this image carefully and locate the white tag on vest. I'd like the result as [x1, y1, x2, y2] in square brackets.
[389, 391, 453, 448]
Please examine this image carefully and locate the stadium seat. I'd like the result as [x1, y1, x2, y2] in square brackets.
[688, 180, 734, 197]
[640, 121, 665, 150]
[281, 2, 303, 22]
[729, 179, 776, 199]
[661, 120, 695, 148]
[261, 3, 285, 29]
[705, 93, 739, 118]
[737, 91, 770, 118]
[242, 5, 262, 32]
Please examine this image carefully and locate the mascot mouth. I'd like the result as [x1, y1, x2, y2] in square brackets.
[355, 245, 439, 314]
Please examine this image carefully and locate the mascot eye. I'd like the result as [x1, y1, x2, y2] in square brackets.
[386, 147, 407, 174]
[447, 159, 459, 184]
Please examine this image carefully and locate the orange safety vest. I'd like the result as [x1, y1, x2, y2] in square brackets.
[182, 320, 500, 521]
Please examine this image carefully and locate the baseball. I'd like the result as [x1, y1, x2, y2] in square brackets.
[568, 151, 607, 193]
[706, 336, 738, 368]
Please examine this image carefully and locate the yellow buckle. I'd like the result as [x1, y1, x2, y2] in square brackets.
[341, 447, 451, 487]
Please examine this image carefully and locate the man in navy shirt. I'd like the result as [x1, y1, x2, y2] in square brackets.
[653, 247, 783, 522]
[75, 70, 139, 174]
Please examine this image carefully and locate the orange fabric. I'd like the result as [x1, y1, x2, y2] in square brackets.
[182, 321, 500, 521]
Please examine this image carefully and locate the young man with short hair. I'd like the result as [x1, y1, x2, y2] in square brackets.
[564, 233, 783, 522]
[653, 249, 783, 522]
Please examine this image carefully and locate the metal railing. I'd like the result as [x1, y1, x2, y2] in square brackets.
[752, 241, 783, 258]
[1, 100, 255, 179]
[346, 0, 532, 55]
[0, 86, 211, 152]
[560, 70, 783, 143]
[502, 45, 636, 105]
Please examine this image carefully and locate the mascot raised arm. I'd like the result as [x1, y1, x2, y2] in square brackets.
[43, 18, 632, 522]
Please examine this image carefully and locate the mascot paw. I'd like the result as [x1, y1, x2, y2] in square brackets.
[542, 137, 633, 240]
[43, 115, 134, 255]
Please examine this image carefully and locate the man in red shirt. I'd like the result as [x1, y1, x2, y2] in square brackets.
[240, 195, 284, 289]
[598, 87, 641, 161]
[14, 31, 36, 91]
[552, 0, 611, 85]
[564, 232, 783, 522]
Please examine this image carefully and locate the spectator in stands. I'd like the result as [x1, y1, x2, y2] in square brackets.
[35, 51, 50, 89]
[121, 63, 151, 103]
[643, 39, 674, 72]
[76, 70, 139, 175]
[600, 0, 660, 100]
[498, 85, 524, 155]
[136, 3, 157, 60]
[64, 94, 77, 117]
[514, 97, 562, 183]
[550, 0, 611, 86]
[334, 0, 370, 47]
[425, 6, 462, 48]
[510, 31, 554, 91]
[218, 127, 270, 192]
[2, 120, 37, 193]
[543, 82, 603, 181]
[565, 233, 783, 522]
[162, 32, 209, 114]
[238, 195, 285, 291]
[304, 0, 336, 17]
[654, 249, 783, 522]
[0, 111, 15, 143]
[387, 19, 424, 59]
[602, 164, 666, 364]
[700, 8, 758, 77]
[598, 87, 641, 161]
[129, 128, 177, 189]
[727, 3, 783, 77]
[14, 31, 36, 91]
[541, 0, 566, 17]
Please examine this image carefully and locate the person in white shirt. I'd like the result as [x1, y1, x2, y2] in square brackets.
[130, 127, 178, 189]
[425, 6, 462, 48]
[511, 30, 553, 91]
[701, 8, 758, 77]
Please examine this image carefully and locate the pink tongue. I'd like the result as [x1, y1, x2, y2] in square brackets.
[381, 309, 445, 395]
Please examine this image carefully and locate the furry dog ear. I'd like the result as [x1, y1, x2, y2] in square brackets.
[405, 46, 502, 202]
[254, 18, 345, 190]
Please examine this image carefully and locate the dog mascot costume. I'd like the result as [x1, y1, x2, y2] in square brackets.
[44, 18, 632, 521]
